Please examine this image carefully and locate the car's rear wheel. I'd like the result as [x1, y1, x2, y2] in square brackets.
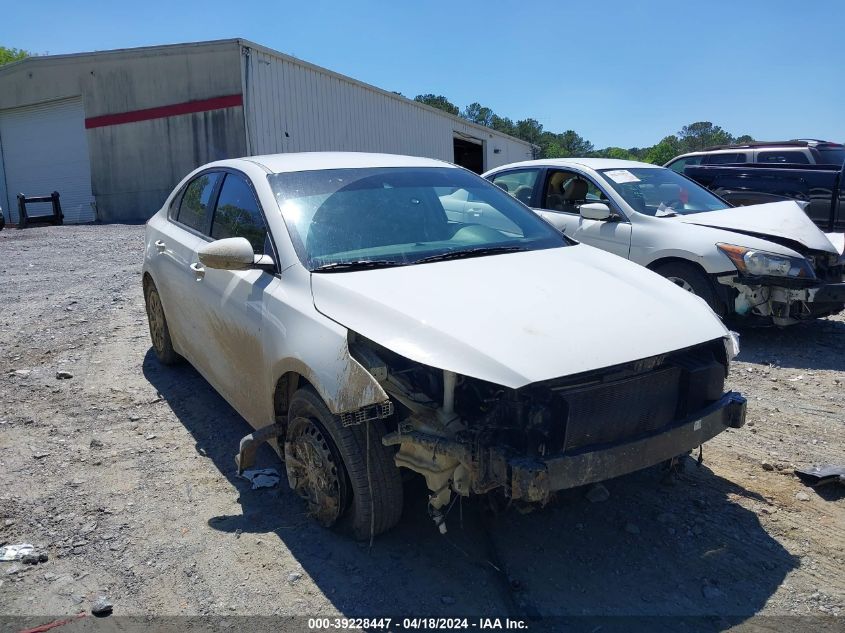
[143, 281, 182, 365]
[285, 388, 403, 540]
[654, 261, 726, 318]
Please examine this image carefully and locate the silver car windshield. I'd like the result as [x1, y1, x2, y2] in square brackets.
[599, 167, 730, 217]
[268, 167, 569, 271]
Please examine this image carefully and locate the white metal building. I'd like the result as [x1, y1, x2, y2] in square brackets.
[0, 39, 534, 224]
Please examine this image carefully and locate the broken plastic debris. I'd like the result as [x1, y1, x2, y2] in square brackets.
[239, 468, 280, 490]
[0, 544, 34, 561]
[794, 465, 845, 488]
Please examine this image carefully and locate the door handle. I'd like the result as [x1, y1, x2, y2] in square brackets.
[190, 262, 205, 281]
[154, 240, 166, 252]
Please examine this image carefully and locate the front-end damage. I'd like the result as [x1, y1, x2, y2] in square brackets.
[347, 332, 746, 530]
[715, 249, 845, 326]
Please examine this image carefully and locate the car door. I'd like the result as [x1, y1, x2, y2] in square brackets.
[535, 169, 632, 258]
[189, 170, 275, 426]
[156, 170, 224, 362]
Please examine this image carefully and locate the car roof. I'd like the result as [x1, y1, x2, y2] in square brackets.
[487, 157, 659, 172]
[206, 151, 456, 174]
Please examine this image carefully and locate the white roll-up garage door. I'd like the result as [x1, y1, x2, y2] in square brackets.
[0, 97, 96, 224]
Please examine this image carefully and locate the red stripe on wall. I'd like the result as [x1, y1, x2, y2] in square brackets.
[84, 94, 243, 129]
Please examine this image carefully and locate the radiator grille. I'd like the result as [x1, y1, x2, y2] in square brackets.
[557, 366, 683, 451]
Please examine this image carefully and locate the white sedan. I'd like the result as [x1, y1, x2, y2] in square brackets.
[143, 152, 745, 539]
[484, 158, 845, 326]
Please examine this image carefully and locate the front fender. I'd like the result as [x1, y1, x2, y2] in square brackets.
[269, 351, 388, 416]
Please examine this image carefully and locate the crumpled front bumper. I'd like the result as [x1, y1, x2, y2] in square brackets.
[718, 274, 845, 324]
[509, 391, 747, 502]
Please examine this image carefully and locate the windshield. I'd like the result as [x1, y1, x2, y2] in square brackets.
[268, 167, 569, 271]
[598, 167, 730, 216]
[816, 147, 845, 167]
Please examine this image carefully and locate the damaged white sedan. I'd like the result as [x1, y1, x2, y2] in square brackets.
[143, 152, 746, 539]
[484, 158, 845, 326]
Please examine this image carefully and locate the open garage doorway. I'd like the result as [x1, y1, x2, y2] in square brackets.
[453, 135, 484, 173]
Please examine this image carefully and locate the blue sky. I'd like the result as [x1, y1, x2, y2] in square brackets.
[4, 0, 843, 148]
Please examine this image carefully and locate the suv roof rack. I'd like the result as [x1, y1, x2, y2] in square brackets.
[702, 139, 842, 151]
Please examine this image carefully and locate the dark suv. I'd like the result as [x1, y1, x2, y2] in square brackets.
[666, 139, 845, 173]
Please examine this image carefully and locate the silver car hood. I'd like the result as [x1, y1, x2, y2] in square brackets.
[676, 200, 840, 254]
[311, 246, 729, 389]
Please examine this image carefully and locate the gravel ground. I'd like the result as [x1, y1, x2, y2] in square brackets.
[0, 225, 843, 630]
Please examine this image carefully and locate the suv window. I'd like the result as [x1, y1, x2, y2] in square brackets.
[177, 172, 221, 233]
[211, 174, 267, 254]
[667, 156, 703, 173]
[704, 152, 748, 165]
[814, 147, 845, 166]
[543, 170, 607, 213]
[756, 150, 809, 164]
[490, 169, 539, 206]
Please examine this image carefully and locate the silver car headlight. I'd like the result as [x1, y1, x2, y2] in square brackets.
[723, 330, 740, 363]
[717, 243, 815, 279]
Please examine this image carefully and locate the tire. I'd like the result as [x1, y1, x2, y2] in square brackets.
[143, 280, 182, 365]
[286, 388, 403, 540]
[654, 261, 726, 318]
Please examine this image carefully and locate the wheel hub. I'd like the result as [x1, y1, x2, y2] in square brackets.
[146, 290, 166, 351]
[284, 417, 343, 526]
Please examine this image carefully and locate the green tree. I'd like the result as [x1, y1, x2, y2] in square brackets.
[538, 130, 594, 158]
[0, 46, 30, 66]
[413, 94, 459, 116]
[462, 102, 495, 127]
[677, 121, 735, 152]
[514, 118, 544, 147]
[596, 146, 638, 160]
[643, 135, 683, 164]
[734, 134, 755, 144]
[490, 114, 516, 136]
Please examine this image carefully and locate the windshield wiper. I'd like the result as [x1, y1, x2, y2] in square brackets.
[414, 245, 527, 264]
[311, 259, 404, 273]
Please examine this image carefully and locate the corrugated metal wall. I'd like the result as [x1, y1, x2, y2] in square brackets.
[0, 41, 247, 223]
[242, 47, 533, 169]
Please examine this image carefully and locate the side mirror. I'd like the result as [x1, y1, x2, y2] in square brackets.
[198, 237, 256, 270]
[580, 202, 612, 221]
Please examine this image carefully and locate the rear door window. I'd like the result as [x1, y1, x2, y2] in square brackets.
[177, 172, 221, 234]
[756, 151, 810, 164]
[704, 152, 749, 165]
[489, 169, 540, 207]
[211, 173, 268, 254]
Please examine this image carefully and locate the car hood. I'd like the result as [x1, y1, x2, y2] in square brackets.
[311, 246, 729, 389]
[675, 200, 840, 254]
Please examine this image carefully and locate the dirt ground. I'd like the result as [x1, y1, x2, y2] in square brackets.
[1, 225, 843, 631]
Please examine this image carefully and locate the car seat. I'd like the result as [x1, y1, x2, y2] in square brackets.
[562, 179, 588, 212]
